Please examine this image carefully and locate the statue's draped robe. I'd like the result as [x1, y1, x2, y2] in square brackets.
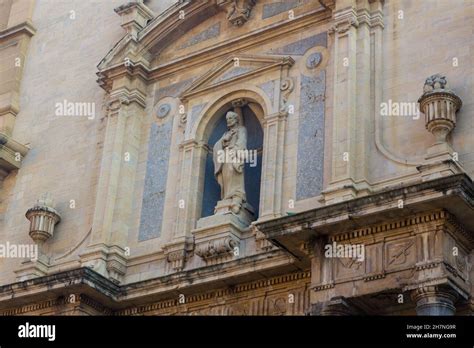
[213, 125, 247, 201]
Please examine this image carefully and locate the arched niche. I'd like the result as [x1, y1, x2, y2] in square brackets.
[201, 102, 264, 219]
[174, 87, 283, 240]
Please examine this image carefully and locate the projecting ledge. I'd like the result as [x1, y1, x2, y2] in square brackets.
[255, 174, 474, 260]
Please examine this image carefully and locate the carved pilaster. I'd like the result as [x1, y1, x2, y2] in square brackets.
[87, 59, 149, 282]
[259, 111, 287, 220]
[173, 140, 209, 240]
[323, 1, 386, 204]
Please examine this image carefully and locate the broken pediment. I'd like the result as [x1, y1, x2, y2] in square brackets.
[181, 54, 294, 99]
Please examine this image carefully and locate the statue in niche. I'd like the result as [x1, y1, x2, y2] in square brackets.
[213, 111, 248, 215]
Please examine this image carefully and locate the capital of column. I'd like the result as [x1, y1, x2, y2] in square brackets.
[328, 8, 359, 35]
[411, 285, 458, 316]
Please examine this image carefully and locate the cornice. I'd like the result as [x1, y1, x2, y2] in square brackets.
[116, 270, 310, 315]
[0, 251, 307, 315]
[0, 20, 36, 42]
[331, 209, 449, 242]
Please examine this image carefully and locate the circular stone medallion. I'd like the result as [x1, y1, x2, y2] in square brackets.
[306, 52, 322, 69]
[157, 103, 171, 118]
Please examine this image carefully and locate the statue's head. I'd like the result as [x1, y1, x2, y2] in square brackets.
[226, 111, 239, 128]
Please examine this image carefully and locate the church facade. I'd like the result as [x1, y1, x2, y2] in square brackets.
[0, 0, 473, 316]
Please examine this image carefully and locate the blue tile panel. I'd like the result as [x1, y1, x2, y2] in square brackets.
[138, 120, 173, 241]
[296, 71, 326, 200]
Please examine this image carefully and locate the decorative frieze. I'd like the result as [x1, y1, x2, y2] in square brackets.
[298, 202, 474, 312]
[116, 270, 310, 316]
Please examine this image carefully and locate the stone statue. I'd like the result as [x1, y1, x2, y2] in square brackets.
[213, 111, 247, 214]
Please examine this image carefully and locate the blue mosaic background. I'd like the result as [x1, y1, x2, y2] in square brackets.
[296, 71, 326, 200]
[138, 121, 173, 241]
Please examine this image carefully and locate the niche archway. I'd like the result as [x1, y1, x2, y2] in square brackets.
[200, 101, 264, 219]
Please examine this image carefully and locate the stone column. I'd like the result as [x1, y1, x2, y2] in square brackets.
[411, 286, 458, 316]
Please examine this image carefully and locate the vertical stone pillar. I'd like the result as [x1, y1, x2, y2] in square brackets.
[82, 86, 147, 283]
[411, 286, 458, 316]
[323, 0, 384, 203]
[259, 111, 287, 220]
[173, 139, 208, 240]
[323, 4, 359, 203]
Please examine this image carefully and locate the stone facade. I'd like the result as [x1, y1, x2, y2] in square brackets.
[0, 0, 473, 316]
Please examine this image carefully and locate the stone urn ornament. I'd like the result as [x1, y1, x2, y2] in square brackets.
[418, 74, 462, 146]
[25, 193, 61, 244]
